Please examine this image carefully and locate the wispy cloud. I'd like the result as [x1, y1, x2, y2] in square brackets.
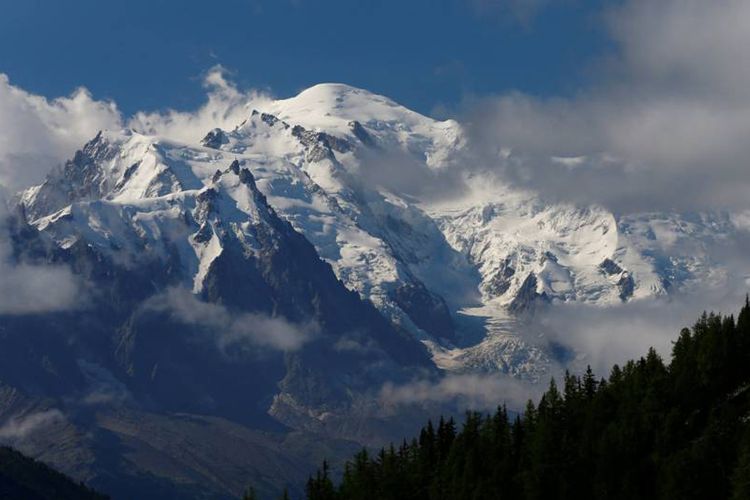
[0, 409, 66, 441]
[381, 373, 543, 411]
[145, 287, 316, 352]
[129, 65, 272, 144]
[77, 360, 132, 406]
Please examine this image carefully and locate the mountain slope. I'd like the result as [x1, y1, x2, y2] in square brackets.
[2, 82, 748, 497]
[0, 446, 107, 500]
[186, 83, 746, 378]
[15, 83, 747, 384]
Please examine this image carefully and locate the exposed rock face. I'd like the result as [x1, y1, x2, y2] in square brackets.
[508, 273, 550, 314]
[600, 258, 624, 276]
[618, 273, 636, 301]
[348, 120, 377, 148]
[391, 282, 455, 342]
[201, 128, 229, 149]
[4, 135, 435, 496]
[486, 258, 516, 297]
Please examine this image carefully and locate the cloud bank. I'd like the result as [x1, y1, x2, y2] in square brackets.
[464, 0, 750, 213]
[536, 293, 747, 378]
[0, 75, 121, 191]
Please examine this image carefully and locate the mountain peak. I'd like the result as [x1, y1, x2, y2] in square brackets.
[264, 83, 445, 137]
[292, 83, 391, 106]
[296, 82, 375, 98]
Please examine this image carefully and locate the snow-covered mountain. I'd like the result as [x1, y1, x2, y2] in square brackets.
[3, 82, 748, 497]
[18, 83, 746, 380]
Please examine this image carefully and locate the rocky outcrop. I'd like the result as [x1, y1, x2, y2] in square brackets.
[508, 273, 550, 314]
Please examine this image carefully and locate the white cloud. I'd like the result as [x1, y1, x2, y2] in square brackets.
[532, 227, 750, 375]
[380, 373, 543, 411]
[608, 0, 750, 100]
[128, 65, 272, 144]
[0, 195, 82, 315]
[0, 254, 81, 315]
[464, 0, 750, 213]
[0, 65, 270, 193]
[0, 75, 121, 191]
[146, 287, 315, 352]
[0, 409, 66, 441]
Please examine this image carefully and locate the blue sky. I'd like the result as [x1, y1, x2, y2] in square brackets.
[0, 0, 608, 115]
[1, 0, 747, 214]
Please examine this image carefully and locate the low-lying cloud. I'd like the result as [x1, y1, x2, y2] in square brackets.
[535, 283, 750, 378]
[77, 360, 133, 406]
[381, 373, 544, 412]
[0, 409, 66, 441]
[380, 288, 750, 413]
[146, 287, 315, 352]
[0, 195, 82, 315]
[0, 252, 81, 315]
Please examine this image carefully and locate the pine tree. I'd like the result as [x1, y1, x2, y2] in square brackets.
[306, 460, 335, 500]
[300, 298, 750, 500]
[242, 486, 258, 500]
[583, 365, 597, 399]
[732, 431, 750, 500]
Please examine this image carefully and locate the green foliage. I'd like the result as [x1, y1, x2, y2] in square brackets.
[306, 298, 750, 500]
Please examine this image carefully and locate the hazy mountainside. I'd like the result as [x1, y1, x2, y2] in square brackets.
[1, 83, 747, 498]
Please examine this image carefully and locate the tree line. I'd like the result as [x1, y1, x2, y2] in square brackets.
[302, 297, 750, 499]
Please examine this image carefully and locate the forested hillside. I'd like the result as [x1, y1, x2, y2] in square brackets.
[0, 446, 107, 500]
[305, 298, 750, 500]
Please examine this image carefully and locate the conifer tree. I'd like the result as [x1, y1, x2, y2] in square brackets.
[300, 298, 750, 500]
